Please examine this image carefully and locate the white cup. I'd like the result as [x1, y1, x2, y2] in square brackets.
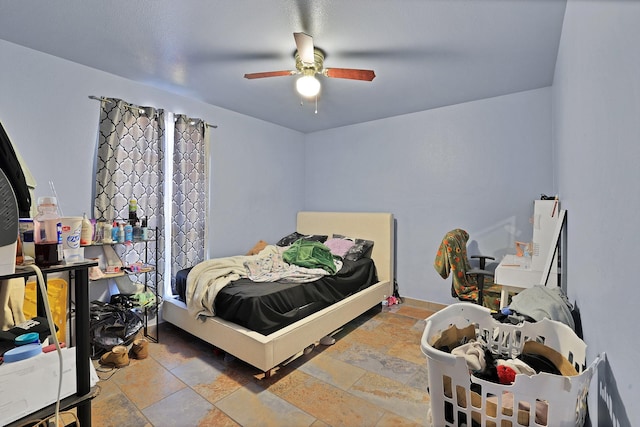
[61, 217, 84, 263]
[61, 216, 83, 250]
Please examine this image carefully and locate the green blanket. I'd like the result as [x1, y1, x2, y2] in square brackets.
[283, 239, 337, 274]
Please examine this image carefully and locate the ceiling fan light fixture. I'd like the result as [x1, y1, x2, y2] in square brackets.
[296, 75, 320, 98]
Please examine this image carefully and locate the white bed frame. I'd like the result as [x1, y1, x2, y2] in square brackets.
[162, 211, 394, 374]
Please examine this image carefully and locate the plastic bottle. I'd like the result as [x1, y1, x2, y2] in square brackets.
[128, 198, 138, 225]
[381, 295, 389, 312]
[141, 217, 148, 241]
[94, 219, 104, 244]
[111, 220, 119, 243]
[19, 218, 35, 258]
[80, 213, 93, 246]
[33, 196, 62, 267]
[102, 220, 113, 244]
[22, 229, 35, 259]
[117, 222, 125, 243]
[124, 222, 133, 244]
[133, 220, 142, 241]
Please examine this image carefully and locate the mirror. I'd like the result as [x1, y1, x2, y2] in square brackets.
[539, 209, 566, 286]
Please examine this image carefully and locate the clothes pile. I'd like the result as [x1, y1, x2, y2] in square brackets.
[495, 285, 576, 332]
[431, 322, 580, 426]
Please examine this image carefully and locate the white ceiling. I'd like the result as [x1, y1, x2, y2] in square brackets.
[0, 0, 566, 133]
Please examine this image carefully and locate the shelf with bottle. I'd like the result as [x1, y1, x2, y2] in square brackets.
[81, 237, 155, 247]
[85, 218, 153, 247]
[91, 262, 154, 280]
[87, 199, 159, 342]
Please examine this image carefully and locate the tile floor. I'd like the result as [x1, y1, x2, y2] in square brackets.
[90, 303, 437, 427]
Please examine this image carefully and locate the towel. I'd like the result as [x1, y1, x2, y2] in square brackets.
[0, 278, 27, 330]
[451, 340, 486, 371]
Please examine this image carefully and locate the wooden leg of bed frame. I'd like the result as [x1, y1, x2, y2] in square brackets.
[264, 369, 272, 379]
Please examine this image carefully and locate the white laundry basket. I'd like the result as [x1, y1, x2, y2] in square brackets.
[420, 303, 601, 427]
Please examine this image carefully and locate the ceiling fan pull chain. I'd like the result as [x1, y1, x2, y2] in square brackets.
[315, 96, 318, 114]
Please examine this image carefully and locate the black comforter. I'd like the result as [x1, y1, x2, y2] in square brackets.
[176, 258, 378, 335]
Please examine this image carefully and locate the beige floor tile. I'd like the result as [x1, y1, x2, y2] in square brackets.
[215, 381, 316, 427]
[278, 375, 387, 427]
[92, 392, 152, 427]
[349, 371, 430, 425]
[112, 356, 187, 409]
[91, 306, 433, 426]
[197, 407, 242, 427]
[299, 352, 366, 390]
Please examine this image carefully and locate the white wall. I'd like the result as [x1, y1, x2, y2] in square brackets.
[553, 1, 640, 425]
[0, 40, 305, 259]
[304, 88, 554, 305]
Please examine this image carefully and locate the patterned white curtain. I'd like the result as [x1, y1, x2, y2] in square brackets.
[94, 98, 165, 294]
[170, 115, 208, 294]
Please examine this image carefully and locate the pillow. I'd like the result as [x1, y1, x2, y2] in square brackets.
[333, 234, 374, 261]
[323, 238, 355, 258]
[276, 231, 328, 247]
[245, 240, 268, 256]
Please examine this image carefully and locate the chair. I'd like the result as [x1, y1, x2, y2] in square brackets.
[434, 229, 502, 309]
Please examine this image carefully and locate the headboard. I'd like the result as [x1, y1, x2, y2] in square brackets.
[296, 211, 394, 285]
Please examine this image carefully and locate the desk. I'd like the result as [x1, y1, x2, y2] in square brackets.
[494, 254, 557, 309]
[1, 260, 97, 427]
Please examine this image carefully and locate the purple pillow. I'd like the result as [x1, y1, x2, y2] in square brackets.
[323, 238, 355, 257]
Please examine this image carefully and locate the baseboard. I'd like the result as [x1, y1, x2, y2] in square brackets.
[401, 297, 448, 312]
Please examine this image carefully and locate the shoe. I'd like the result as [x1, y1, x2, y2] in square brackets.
[319, 335, 335, 346]
[99, 345, 130, 368]
[130, 338, 149, 360]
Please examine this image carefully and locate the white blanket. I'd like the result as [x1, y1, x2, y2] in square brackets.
[186, 245, 339, 320]
[186, 253, 251, 319]
[245, 245, 340, 283]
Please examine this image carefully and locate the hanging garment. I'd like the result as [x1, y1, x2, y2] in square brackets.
[0, 122, 31, 217]
[0, 278, 27, 331]
[434, 228, 502, 310]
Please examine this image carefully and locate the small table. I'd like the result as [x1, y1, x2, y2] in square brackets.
[494, 254, 544, 309]
[2, 260, 97, 426]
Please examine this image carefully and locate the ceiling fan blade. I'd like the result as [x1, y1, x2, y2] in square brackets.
[293, 32, 315, 64]
[244, 70, 296, 79]
[324, 68, 376, 81]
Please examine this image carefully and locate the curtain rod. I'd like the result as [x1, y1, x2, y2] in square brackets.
[88, 95, 218, 128]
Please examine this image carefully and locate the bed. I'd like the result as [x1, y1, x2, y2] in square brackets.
[162, 211, 394, 375]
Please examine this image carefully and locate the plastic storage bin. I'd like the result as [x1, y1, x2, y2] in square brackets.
[23, 278, 68, 343]
[420, 303, 601, 427]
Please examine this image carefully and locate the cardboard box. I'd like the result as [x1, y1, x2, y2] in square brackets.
[0, 347, 98, 425]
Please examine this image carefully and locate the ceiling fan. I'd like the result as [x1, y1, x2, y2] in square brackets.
[244, 32, 376, 98]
